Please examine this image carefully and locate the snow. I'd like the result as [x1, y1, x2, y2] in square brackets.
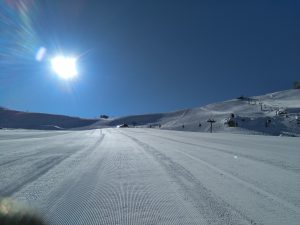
[0, 108, 97, 130]
[92, 89, 300, 136]
[1, 89, 299, 136]
[1, 128, 299, 225]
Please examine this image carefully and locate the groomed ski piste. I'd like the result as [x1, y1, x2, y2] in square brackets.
[0, 89, 299, 225]
[0, 128, 299, 225]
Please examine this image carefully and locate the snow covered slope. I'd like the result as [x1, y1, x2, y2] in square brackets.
[0, 107, 98, 130]
[0, 128, 299, 225]
[1, 89, 299, 135]
[95, 89, 300, 136]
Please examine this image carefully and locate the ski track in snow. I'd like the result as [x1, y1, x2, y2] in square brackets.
[141, 132, 300, 172]
[121, 133, 253, 225]
[0, 128, 299, 225]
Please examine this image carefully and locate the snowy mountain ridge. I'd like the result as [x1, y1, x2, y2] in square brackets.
[1, 89, 299, 136]
[94, 89, 300, 136]
[0, 107, 98, 130]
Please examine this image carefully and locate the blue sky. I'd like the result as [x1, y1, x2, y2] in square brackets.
[0, 0, 299, 118]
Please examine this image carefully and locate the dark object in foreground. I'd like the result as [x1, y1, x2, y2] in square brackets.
[0, 213, 45, 225]
[0, 198, 45, 225]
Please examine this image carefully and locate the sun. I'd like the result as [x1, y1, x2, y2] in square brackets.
[51, 56, 78, 79]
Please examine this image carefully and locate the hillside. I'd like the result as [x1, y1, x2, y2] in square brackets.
[1, 89, 299, 135]
[0, 107, 97, 130]
[94, 89, 300, 136]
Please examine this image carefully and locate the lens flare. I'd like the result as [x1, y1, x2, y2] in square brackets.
[35, 47, 47, 61]
[1, 0, 40, 69]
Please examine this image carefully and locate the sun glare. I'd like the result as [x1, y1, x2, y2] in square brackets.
[51, 56, 78, 79]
